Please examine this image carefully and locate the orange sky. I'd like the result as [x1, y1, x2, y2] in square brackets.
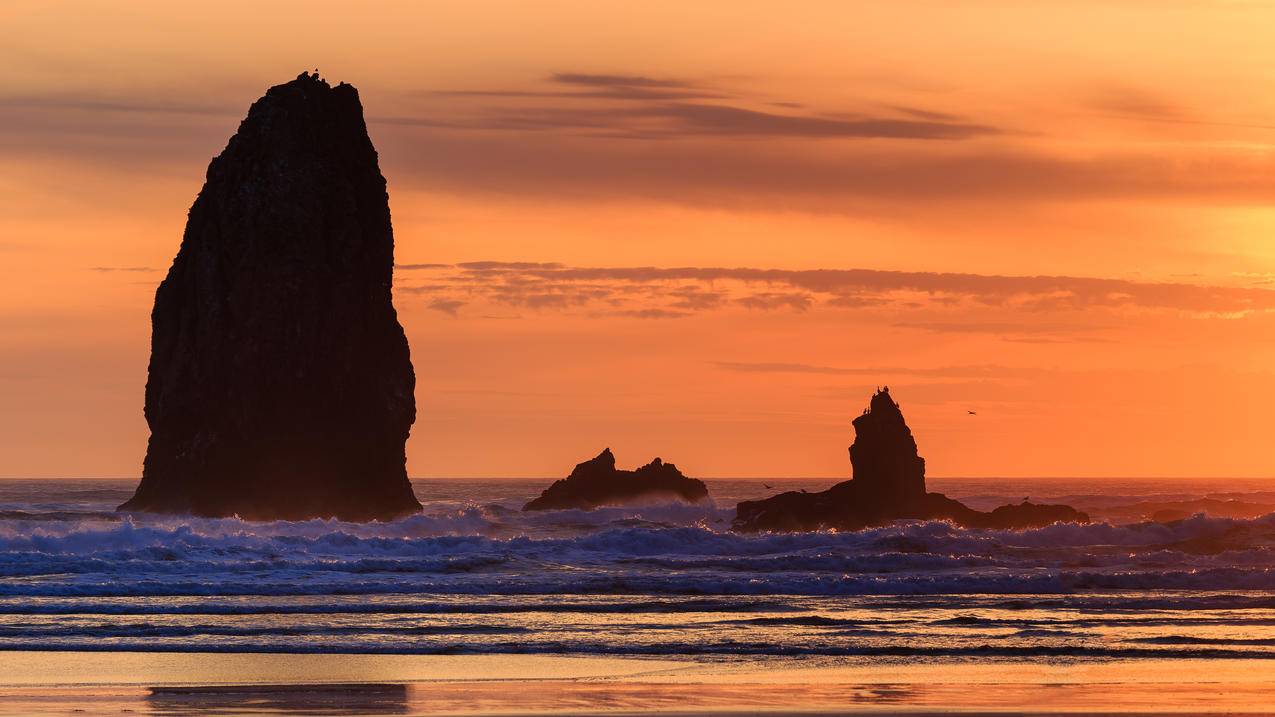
[4, 1, 1275, 478]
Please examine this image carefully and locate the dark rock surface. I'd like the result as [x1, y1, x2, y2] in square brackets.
[523, 448, 710, 511]
[733, 388, 1087, 531]
[119, 73, 421, 521]
[847, 388, 926, 519]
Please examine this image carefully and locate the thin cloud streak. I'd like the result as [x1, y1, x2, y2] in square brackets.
[423, 72, 993, 139]
[0, 95, 237, 116]
[6, 75, 1275, 211]
[1087, 85, 1275, 131]
[712, 362, 1033, 378]
[382, 103, 994, 140]
[427, 299, 465, 316]
[444, 262, 1275, 313]
[434, 72, 725, 101]
[551, 73, 694, 89]
[563, 105, 969, 139]
[378, 129, 1275, 208]
[892, 321, 1106, 338]
[394, 261, 1275, 319]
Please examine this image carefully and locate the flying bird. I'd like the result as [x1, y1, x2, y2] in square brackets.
[763, 483, 774, 489]
[967, 410, 977, 415]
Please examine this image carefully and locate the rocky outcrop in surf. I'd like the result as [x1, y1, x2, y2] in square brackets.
[119, 73, 421, 521]
[733, 388, 1087, 531]
[523, 448, 710, 511]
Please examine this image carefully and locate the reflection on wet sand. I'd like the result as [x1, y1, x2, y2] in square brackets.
[3, 657, 1275, 715]
[299, 679, 1275, 715]
[145, 683, 409, 716]
[4, 677, 1275, 716]
[353, 682, 923, 715]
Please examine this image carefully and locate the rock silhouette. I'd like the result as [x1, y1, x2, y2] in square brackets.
[733, 388, 1087, 531]
[119, 73, 421, 521]
[523, 448, 709, 511]
[848, 388, 926, 515]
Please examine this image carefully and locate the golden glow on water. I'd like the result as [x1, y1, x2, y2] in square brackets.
[6, 593, 1275, 658]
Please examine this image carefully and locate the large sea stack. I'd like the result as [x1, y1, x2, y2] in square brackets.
[733, 388, 1086, 531]
[119, 73, 422, 521]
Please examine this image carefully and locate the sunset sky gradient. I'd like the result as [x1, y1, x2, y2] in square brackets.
[4, 1, 1275, 478]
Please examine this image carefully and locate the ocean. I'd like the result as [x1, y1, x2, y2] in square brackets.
[2, 476, 1275, 660]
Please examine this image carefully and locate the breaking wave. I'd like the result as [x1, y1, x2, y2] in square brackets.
[0, 506, 1273, 597]
[3, 478, 1275, 657]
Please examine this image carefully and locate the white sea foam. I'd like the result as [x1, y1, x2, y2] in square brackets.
[0, 504, 1272, 597]
[1, 478, 1274, 656]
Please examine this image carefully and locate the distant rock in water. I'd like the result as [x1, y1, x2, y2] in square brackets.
[119, 73, 421, 521]
[733, 388, 1087, 531]
[523, 448, 709, 511]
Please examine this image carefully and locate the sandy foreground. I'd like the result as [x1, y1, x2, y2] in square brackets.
[0, 652, 1274, 715]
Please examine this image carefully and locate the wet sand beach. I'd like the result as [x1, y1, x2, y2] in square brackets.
[2, 653, 1275, 715]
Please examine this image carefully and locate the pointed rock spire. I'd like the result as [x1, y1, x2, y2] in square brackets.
[119, 74, 421, 521]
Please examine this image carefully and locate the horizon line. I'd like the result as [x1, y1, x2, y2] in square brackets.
[2, 475, 1273, 482]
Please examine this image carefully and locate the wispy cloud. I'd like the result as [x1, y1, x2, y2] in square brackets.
[433, 72, 726, 102]
[408, 72, 997, 141]
[448, 262, 1275, 312]
[375, 127, 1275, 211]
[456, 261, 566, 271]
[611, 308, 693, 319]
[892, 320, 1108, 340]
[713, 362, 1042, 379]
[1088, 85, 1275, 131]
[7, 72, 1275, 213]
[736, 292, 814, 311]
[0, 95, 235, 117]
[553, 73, 690, 89]
[1089, 86, 1185, 121]
[882, 104, 964, 122]
[668, 287, 727, 310]
[427, 298, 465, 316]
[393, 261, 1275, 323]
[395, 262, 454, 270]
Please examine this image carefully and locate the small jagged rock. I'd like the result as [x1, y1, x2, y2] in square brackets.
[733, 388, 1087, 531]
[523, 448, 709, 511]
[119, 73, 421, 521]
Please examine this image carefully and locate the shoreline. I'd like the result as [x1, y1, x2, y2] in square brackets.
[3, 652, 1275, 715]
